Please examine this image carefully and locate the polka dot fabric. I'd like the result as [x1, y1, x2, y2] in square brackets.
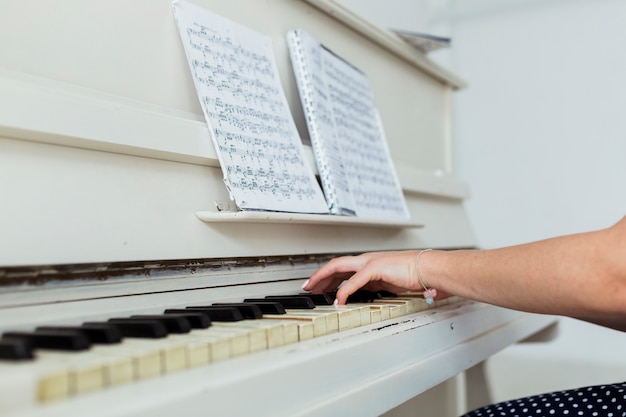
[462, 382, 626, 417]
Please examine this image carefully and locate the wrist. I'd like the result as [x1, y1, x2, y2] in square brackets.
[416, 249, 437, 304]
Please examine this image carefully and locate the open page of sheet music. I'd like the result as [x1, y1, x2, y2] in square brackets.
[288, 29, 410, 220]
[287, 30, 356, 216]
[172, 1, 328, 214]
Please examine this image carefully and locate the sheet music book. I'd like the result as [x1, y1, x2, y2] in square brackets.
[172, 1, 328, 214]
[287, 29, 410, 220]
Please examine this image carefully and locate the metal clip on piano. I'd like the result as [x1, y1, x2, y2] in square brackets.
[0, 1, 555, 416]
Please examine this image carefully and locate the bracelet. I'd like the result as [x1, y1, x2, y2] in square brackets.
[416, 249, 436, 304]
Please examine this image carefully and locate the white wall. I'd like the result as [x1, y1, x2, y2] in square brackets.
[339, 0, 626, 404]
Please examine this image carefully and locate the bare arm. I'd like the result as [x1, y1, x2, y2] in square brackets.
[303, 216, 626, 331]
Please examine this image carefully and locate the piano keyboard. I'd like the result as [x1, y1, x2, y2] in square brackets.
[0, 291, 443, 409]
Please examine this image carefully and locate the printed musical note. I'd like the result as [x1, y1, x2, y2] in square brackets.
[172, 1, 328, 214]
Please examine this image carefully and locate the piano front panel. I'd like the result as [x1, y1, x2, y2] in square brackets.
[0, 0, 472, 267]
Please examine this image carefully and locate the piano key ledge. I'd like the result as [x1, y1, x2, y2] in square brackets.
[195, 211, 423, 229]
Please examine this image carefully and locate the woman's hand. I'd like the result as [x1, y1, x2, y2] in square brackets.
[302, 250, 435, 304]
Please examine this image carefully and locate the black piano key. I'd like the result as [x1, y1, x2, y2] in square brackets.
[3, 330, 91, 351]
[37, 324, 122, 344]
[107, 319, 168, 338]
[163, 310, 212, 329]
[240, 301, 286, 315]
[376, 290, 397, 298]
[344, 290, 398, 303]
[0, 337, 35, 360]
[129, 315, 192, 334]
[210, 303, 263, 319]
[346, 290, 379, 303]
[298, 293, 334, 305]
[185, 306, 244, 322]
[245, 296, 315, 309]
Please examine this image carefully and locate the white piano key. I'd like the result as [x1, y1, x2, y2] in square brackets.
[166, 334, 211, 368]
[369, 308, 383, 323]
[367, 300, 407, 318]
[270, 320, 300, 344]
[344, 303, 392, 322]
[35, 351, 105, 395]
[313, 305, 367, 329]
[211, 322, 268, 353]
[91, 341, 162, 380]
[284, 309, 340, 334]
[143, 338, 190, 373]
[263, 313, 327, 337]
[213, 320, 285, 349]
[265, 319, 314, 341]
[183, 329, 233, 362]
[0, 359, 69, 404]
[0, 362, 38, 412]
[191, 327, 250, 357]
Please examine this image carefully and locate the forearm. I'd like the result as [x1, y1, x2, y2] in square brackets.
[425, 220, 626, 318]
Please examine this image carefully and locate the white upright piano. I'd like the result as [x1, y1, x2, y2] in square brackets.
[0, 1, 556, 416]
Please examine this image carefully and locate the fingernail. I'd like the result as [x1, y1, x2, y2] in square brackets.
[301, 279, 309, 290]
[333, 298, 339, 306]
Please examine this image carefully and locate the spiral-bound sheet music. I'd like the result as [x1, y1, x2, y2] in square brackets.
[172, 1, 328, 214]
[287, 29, 410, 220]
